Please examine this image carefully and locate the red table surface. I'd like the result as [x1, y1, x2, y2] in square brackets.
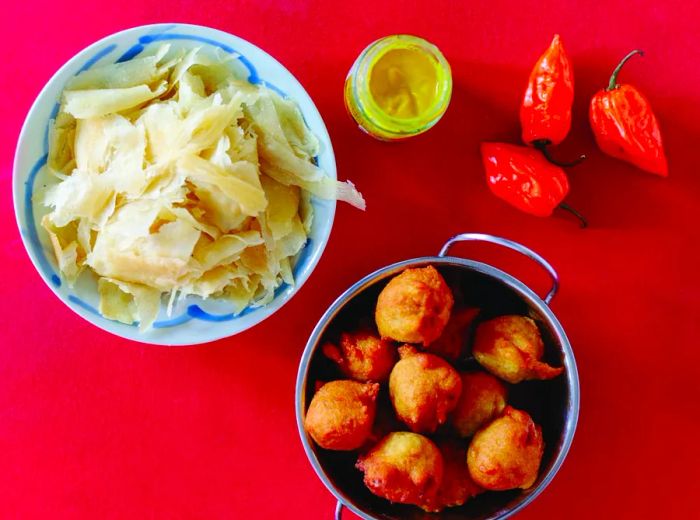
[2, 1, 699, 518]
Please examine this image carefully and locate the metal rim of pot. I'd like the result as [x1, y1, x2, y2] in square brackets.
[295, 233, 580, 520]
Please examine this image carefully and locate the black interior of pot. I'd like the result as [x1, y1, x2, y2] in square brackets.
[303, 262, 571, 520]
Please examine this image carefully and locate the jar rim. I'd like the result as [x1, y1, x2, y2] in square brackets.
[348, 34, 453, 137]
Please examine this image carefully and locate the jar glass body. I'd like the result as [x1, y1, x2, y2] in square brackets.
[344, 35, 453, 141]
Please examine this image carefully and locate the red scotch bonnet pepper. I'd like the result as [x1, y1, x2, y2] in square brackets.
[589, 50, 668, 176]
[521, 35, 585, 166]
[521, 34, 573, 147]
[481, 143, 569, 217]
[480, 142, 586, 226]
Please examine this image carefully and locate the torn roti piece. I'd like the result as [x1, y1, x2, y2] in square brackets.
[42, 45, 364, 330]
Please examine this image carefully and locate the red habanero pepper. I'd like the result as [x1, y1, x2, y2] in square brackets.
[481, 142, 586, 226]
[521, 35, 585, 167]
[589, 50, 668, 177]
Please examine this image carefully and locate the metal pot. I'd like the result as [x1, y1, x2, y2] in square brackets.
[295, 233, 580, 520]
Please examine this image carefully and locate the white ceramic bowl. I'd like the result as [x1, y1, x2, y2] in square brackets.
[13, 23, 337, 346]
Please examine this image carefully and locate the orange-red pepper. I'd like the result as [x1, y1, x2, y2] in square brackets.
[481, 142, 586, 226]
[521, 35, 574, 149]
[589, 50, 668, 177]
[482, 142, 569, 217]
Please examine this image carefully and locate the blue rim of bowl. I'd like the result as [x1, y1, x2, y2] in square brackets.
[13, 23, 337, 345]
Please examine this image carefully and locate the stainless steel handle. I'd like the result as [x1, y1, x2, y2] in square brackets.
[335, 501, 344, 520]
[438, 232, 559, 304]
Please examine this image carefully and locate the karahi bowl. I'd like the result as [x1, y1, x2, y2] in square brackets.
[296, 233, 579, 520]
[13, 23, 337, 346]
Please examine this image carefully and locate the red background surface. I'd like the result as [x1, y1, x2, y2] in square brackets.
[2, 1, 699, 518]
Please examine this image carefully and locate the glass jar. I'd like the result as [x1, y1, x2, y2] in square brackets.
[344, 35, 452, 141]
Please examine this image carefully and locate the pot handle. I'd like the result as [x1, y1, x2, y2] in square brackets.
[335, 501, 344, 519]
[438, 233, 559, 304]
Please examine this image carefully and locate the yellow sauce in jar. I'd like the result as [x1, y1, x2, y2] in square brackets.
[369, 48, 439, 119]
[345, 35, 452, 140]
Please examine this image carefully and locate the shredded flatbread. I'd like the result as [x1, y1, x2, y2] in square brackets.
[42, 45, 365, 330]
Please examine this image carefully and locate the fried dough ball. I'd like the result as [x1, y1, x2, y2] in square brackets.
[451, 371, 508, 438]
[389, 345, 462, 433]
[420, 439, 483, 512]
[356, 432, 443, 507]
[375, 266, 454, 346]
[428, 307, 480, 361]
[473, 315, 564, 384]
[467, 406, 544, 490]
[304, 380, 379, 450]
[322, 330, 397, 382]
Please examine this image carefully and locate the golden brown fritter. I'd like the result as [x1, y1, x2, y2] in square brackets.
[451, 371, 508, 438]
[427, 307, 480, 361]
[467, 406, 544, 490]
[322, 330, 397, 382]
[420, 439, 483, 512]
[375, 266, 454, 346]
[304, 380, 379, 450]
[389, 345, 462, 433]
[473, 315, 564, 384]
[356, 432, 443, 507]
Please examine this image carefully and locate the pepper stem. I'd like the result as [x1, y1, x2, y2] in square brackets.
[558, 203, 588, 228]
[607, 49, 644, 91]
[533, 140, 587, 167]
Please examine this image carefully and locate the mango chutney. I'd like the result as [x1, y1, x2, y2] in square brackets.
[345, 35, 452, 140]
